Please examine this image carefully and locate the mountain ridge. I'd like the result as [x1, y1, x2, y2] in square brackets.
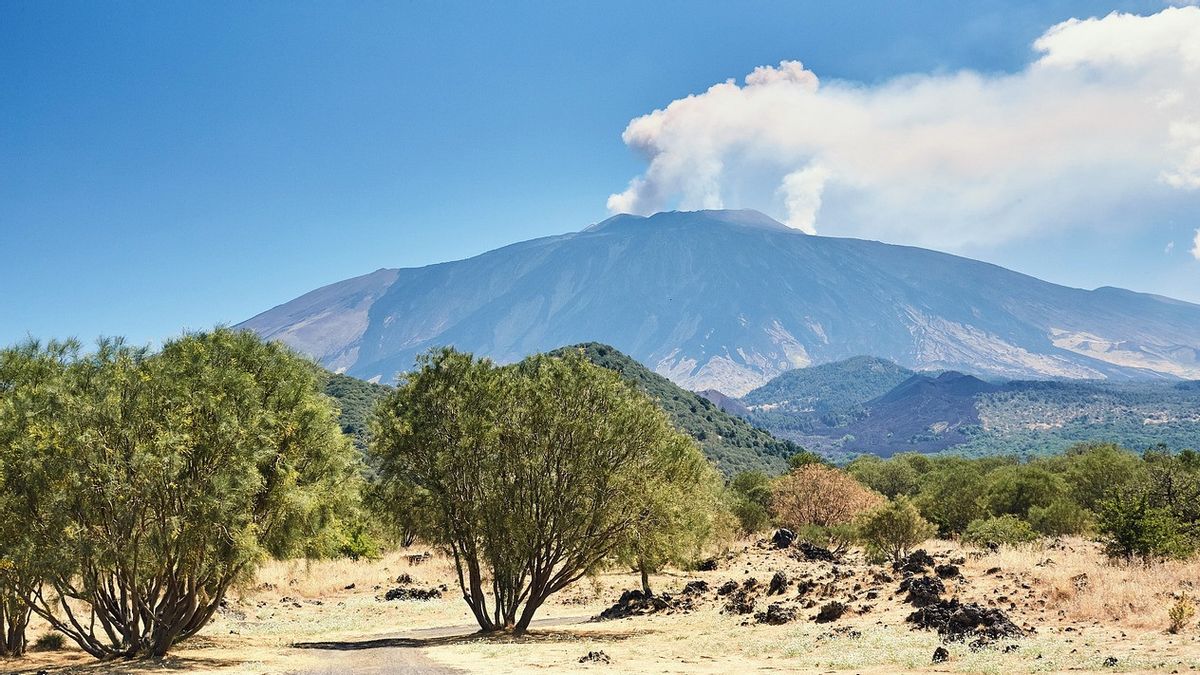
[740, 356, 1200, 459]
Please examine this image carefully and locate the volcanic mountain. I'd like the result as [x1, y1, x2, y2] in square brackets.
[240, 210, 1200, 395]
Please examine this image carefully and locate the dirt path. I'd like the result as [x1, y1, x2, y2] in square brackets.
[292, 616, 592, 674]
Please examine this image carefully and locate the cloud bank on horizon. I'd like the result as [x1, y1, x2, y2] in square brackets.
[607, 7, 1200, 251]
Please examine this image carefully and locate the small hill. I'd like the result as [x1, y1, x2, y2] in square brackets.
[833, 371, 1001, 456]
[694, 389, 750, 417]
[553, 343, 797, 475]
[743, 356, 914, 411]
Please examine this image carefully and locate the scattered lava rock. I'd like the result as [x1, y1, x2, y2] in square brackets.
[384, 586, 443, 601]
[755, 602, 797, 625]
[794, 541, 837, 562]
[723, 588, 757, 615]
[772, 528, 797, 549]
[395, 573, 414, 585]
[598, 589, 673, 620]
[405, 552, 433, 565]
[894, 549, 936, 575]
[932, 646, 950, 663]
[907, 599, 1025, 643]
[716, 580, 739, 596]
[934, 564, 960, 579]
[767, 571, 790, 596]
[579, 650, 611, 664]
[682, 580, 710, 595]
[1103, 656, 1118, 667]
[899, 576, 945, 607]
[696, 557, 719, 571]
[814, 601, 847, 623]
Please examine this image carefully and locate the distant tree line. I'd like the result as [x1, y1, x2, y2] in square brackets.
[727, 442, 1200, 563]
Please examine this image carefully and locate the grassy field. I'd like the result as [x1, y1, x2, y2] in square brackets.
[8, 538, 1200, 674]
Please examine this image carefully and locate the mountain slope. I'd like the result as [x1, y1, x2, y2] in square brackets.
[743, 359, 1200, 459]
[241, 210, 1200, 395]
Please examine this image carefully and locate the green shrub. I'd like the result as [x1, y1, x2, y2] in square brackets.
[1097, 491, 1193, 561]
[855, 497, 937, 563]
[794, 523, 858, 555]
[981, 465, 1066, 518]
[1168, 594, 1195, 634]
[913, 459, 988, 535]
[962, 515, 1039, 548]
[33, 631, 65, 651]
[337, 523, 383, 561]
[728, 470, 773, 534]
[1028, 498, 1093, 536]
[846, 454, 920, 499]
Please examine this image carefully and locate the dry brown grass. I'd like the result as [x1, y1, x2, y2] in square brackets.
[966, 537, 1200, 629]
[4, 539, 1200, 674]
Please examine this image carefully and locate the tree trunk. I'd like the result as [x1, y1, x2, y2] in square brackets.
[513, 595, 545, 635]
[0, 601, 30, 657]
[640, 563, 652, 597]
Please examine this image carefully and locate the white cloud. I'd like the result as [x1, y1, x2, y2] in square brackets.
[1192, 229, 1200, 260]
[607, 8, 1200, 247]
[1166, 241, 1175, 254]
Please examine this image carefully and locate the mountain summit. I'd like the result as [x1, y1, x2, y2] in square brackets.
[240, 210, 1200, 394]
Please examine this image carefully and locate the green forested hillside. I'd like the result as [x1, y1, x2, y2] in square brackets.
[742, 358, 1200, 460]
[323, 372, 391, 452]
[552, 343, 798, 475]
[322, 346, 798, 475]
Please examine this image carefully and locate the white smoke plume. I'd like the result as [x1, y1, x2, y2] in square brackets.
[607, 8, 1200, 249]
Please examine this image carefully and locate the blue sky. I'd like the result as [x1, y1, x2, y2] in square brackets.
[2, 0, 1196, 347]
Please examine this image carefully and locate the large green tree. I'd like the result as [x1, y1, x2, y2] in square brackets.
[371, 348, 717, 633]
[0, 329, 361, 658]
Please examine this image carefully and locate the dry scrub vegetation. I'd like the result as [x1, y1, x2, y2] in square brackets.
[7, 537, 1199, 674]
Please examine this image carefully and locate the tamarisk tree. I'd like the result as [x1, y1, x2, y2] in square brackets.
[0, 329, 360, 658]
[0, 339, 74, 657]
[371, 348, 716, 633]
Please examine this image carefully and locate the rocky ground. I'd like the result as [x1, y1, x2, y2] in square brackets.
[5, 537, 1199, 674]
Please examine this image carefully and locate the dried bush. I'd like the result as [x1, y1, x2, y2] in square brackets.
[772, 465, 883, 530]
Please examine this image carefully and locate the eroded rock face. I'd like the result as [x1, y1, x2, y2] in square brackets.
[907, 599, 1025, 643]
